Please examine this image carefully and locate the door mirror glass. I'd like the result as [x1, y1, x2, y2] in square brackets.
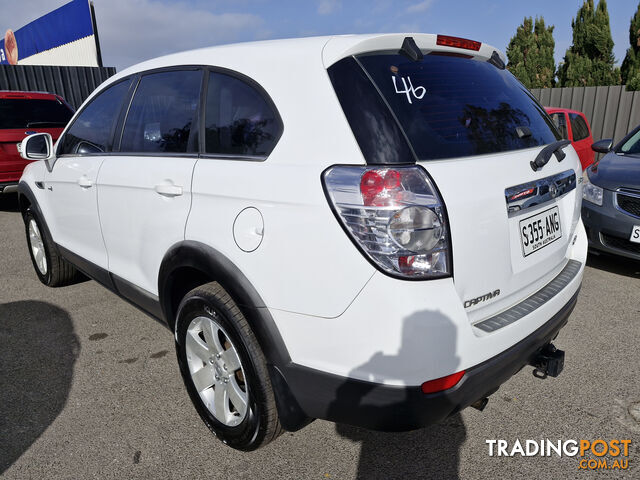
[20, 133, 55, 170]
[591, 138, 612, 154]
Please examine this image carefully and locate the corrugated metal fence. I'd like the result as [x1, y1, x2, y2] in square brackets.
[530, 85, 640, 145]
[0, 65, 116, 110]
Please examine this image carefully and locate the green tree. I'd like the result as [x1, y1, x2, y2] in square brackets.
[506, 17, 556, 88]
[558, 0, 620, 87]
[621, 2, 640, 90]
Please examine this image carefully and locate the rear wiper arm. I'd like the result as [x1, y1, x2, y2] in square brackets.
[530, 140, 572, 172]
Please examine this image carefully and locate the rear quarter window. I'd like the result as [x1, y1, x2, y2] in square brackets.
[204, 71, 282, 157]
[330, 53, 560, 162]
[549, 113, 568, 140]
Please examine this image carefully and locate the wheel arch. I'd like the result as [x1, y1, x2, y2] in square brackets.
[158, 241, 312, 431]
[158, 241, 290, 367]
[17, 182, 35, 218]
[17, 182, 56, 252]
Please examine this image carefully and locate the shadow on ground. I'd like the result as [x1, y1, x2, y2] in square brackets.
[336, 414, 466, 480]
[587, 251, 640, 278]
[0, 301, 79, 474]
[331, 309, 466, 479]
[0, 193, 19, 212]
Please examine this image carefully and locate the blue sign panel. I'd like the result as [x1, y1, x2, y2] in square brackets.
[0, 0, 94, 65]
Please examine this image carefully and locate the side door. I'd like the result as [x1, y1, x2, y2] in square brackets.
[43, 78, 133, 271]
[96, 68, 202, 296]
[568, 112, 594, 169]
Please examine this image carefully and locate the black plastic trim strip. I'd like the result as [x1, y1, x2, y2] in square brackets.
[56, 245, 166, 325]
[112, 273, 164, 320]
[474, 260, 581, 333]
[57, 244, 114, 291]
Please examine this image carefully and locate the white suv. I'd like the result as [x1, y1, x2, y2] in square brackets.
[18, 34, 587, 451]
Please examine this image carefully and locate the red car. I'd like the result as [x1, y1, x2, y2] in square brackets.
[0, 91, 74, 193]
[545, 107, 594, 170]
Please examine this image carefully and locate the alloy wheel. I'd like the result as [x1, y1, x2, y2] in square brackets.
[185, 315, 249, 427]
[28, 219, 47, 276]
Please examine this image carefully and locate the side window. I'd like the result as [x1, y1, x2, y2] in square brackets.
[204, 71, 282, 157]
[550, 113, 568, 140]
[569, 113, 590, 141]
[120, 70, 201, 153]
[58, 79, 131, 155]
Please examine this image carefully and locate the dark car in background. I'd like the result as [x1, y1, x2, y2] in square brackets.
[0, 91, 74, 193]
[545, 107, 594, 170]
[582, 126, 640, 260]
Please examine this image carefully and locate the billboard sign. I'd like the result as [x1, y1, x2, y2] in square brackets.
[0, 0, 101, 67]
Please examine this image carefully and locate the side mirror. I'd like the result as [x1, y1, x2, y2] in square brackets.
[591, 138, 612, 154]
[20, 133, 56, 171]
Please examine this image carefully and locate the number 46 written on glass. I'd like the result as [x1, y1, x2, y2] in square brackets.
[392, 76, 426, 104]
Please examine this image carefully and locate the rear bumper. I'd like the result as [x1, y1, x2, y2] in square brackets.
[278, 289, 578, 431]
[582, 193, 640, 260]
[0, 181, 18, 193]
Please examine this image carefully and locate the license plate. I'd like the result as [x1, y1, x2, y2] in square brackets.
[16, 142, 21, 153]
[519, 206, 562, 257]
[631, 225, 640, 244]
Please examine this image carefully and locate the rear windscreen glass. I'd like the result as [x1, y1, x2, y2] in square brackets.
[355, 53, 560, 161]
[0, 98, 73, 129]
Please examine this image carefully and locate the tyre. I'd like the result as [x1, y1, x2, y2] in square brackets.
[175, 282, 282, 450]
[24, 209, 84, 287]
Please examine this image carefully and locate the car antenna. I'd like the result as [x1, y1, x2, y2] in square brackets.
[399, 37, 423, 62]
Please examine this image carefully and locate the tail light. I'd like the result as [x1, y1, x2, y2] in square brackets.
[322, 165, 451, 279]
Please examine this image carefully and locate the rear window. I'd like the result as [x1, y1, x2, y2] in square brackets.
[549, 113, 568, 140]
[0, 98, 73, 129]
[332, 53, 559, 162]
[569, 113, 589, 141]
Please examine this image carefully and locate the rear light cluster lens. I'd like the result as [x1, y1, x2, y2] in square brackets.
[322, 165, 451, 279]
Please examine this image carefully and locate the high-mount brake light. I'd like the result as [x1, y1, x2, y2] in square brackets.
[436, 35, 481, 51]
[323, 165, 451, 279]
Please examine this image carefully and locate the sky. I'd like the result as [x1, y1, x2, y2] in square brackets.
[0, 0, 638, 71]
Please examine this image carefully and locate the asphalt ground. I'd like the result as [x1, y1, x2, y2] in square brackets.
[1, 192, 639, 480]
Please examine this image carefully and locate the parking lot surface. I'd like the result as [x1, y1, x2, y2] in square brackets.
[1, 193, 638, 479]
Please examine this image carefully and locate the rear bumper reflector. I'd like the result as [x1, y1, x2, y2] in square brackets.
[421, 370, 465, 394]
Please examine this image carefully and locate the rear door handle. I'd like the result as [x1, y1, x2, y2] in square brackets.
[78, 176, 93, 188]
[154, 183, 183, 197]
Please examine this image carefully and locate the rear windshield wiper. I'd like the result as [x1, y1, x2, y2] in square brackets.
[530, 140, 572, 172]
[26, 121, 68, 127]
